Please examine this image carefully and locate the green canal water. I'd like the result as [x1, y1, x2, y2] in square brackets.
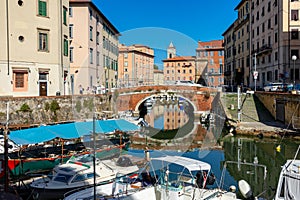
[127, 135, 300, 200]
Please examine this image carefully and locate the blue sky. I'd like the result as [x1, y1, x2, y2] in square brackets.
[95, 0, 241, 68]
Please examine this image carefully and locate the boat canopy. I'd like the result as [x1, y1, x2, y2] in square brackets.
[283, 159, 300, 199]
[151, 156, 211, 172]
[9, 119, 140, 145]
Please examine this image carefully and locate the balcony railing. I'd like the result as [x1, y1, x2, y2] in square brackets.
[252, 44, 272, 56]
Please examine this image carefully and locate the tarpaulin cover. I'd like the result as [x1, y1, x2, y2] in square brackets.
[9, 119, 140, 145]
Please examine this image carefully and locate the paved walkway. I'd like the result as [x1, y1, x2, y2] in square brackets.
[221, 92, 296, 137]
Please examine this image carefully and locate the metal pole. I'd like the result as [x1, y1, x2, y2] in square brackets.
[254, 53, 257, 91]
[6, 0, 10, 75]
[237, 86, 241, 122]
[4, 102, 9, 192]
[292, 55, 297, 90]
[93, 114, 96, 200]
[294, 60, 296, 90]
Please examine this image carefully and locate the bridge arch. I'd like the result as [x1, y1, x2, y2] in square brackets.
[134, 93, 198, 114]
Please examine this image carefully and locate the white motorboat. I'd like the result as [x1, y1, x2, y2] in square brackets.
[30, 155, 139, 200]
[273, 159, 300, 200]
[64, 155, 244, 200]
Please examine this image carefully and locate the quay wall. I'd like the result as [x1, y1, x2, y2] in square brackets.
[255, 92, 300, 127]
[0, 94, 112, 127]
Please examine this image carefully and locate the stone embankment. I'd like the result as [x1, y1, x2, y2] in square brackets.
[221, 92, 299, 139]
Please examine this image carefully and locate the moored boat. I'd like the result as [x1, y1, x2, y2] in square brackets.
[64, 155, 244, 200]
[273, 159, 300, 199]
[0, 142, 129, 181]
[30, 154, 139, 200]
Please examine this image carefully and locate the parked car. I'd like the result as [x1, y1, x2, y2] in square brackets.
[263, 82, 286, 92]
[175, 80, 201, 86]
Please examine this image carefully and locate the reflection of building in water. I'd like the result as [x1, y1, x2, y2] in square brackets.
[145, 104, 164, 128]
[144, 99, 189, 130]
[164, 104, 189, 130]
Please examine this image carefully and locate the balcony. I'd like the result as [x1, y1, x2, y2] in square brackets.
[252, 44, 272, 56]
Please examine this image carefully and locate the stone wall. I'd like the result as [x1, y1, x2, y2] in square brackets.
[255, 92, 300, 127]
[0, 94, 112, 127]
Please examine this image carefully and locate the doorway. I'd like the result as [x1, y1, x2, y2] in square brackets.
[39, 82, 47, 96]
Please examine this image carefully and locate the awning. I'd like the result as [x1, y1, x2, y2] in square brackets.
[151, 156, 211, 172]
[9, 119, 140, 145]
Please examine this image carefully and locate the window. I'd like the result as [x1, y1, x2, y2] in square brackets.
[89, 8, 92, 20]
[89, 48, 93, 64]
[15, 73, 25, 88]
[275, 32, 278, 43]
[63, 35, 68, 56]
[291, 49, 299, 58]
[38, 0, 47, 17]
[69, 24, 73, 38]
[38, 30, 49, 51]
[292, 10, 299, 21]
[275, 14, 278, 25]
[13, 70, 28, 91]
[39, 72, 48, 81]
[96, 51, 100, 66]
[69, 7, 73, 17]
[63, 6, 67, 25]
[268, 19, 271, 29]
[89, 26, 93, 41]
[291, 29, 299, 39]
[69, 47, 74, 62]
[96, 32, 99, 44]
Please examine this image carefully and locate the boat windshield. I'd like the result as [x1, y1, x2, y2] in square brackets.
[53, 173, 73, 183]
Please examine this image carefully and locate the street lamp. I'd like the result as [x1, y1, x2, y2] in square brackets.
[292, 55, 297, 90]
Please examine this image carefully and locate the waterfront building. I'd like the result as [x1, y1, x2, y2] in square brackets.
[223, 0, 250, 88]
[153, 69, 164, 85]
[69, 0, 119, 95]
[223, 0, 300, 89]
[118, 44, 154, 87]
[163, 42, 196, 84]
[196, 40, 225, 87]
[0, 0, 70, 97]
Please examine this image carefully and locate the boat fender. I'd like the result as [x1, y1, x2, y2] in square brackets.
[238, 180, 254, 199]
[229, 185, 236, 193]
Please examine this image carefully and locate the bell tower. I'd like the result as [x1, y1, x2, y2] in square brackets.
[167, 42, 176, 59]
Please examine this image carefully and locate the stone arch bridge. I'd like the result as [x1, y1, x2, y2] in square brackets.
[113, 85, 216, 117]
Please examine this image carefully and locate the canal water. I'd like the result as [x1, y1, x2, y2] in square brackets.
[130, 96, 300, 199]
[127, 137, 300, 200]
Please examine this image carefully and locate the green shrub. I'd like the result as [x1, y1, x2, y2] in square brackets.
[75, 101, 82, 112]
[45, 102, 50, 111]
[50, 100, 60, 113]
[20, 103, 31, 112]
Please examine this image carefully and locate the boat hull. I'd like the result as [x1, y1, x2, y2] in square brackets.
[0, 143, 128, 180]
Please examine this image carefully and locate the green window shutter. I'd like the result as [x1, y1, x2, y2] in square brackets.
[64, 39, 68, 56]
[63, 8, 67, 25]
[39, 0, 47, 16]
[45, 34, 48, 51]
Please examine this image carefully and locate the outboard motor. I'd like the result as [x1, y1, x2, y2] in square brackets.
[238, 180, 254, 200]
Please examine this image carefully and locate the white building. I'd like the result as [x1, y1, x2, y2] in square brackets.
[0, 0, 70, 97]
